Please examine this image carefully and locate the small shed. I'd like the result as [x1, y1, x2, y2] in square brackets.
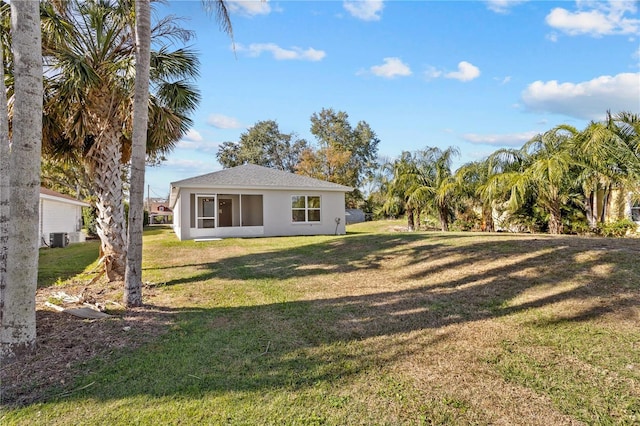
[345, 209, 365, 224]
[39, 188, 90, 246]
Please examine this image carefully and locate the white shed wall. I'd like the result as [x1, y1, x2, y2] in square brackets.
[39, 198, 84, 246]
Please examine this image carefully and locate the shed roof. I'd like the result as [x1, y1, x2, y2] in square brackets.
[40, 187, 91, 207]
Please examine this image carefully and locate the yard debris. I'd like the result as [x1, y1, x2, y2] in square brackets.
[45, 291, 112, 319]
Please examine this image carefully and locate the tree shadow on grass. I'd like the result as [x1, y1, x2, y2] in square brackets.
[15, 232, 640, 412]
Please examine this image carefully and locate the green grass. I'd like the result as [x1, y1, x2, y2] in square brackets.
[3, 221, 639, 425]
[37, 240, 101, 287]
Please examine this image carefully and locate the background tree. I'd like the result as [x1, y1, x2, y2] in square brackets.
[302, 108, 380, 206]
[216, 120, 307, 172]
[0, 0, 43, 357]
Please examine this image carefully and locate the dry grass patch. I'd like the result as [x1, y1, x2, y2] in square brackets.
[2, 222, 639, 424]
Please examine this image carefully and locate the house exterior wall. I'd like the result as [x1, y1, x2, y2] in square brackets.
[173, 197, 182, 238]
[172, 187, 347, 240]
[39, 198, 85, 246]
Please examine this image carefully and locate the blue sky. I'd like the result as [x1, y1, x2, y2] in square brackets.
[146, 0, 640, 199]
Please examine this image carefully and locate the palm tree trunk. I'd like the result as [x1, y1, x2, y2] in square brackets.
[548, 202, 563, 234]
[585, 191, 596, 229]
[87, 127, 127, 282]
[482, 206, 494, 232]
[439, 207, 449, 231]
[1, 0, 42, 358]
[0, 41, 10, 340]
[407, 208, 414, 231]
[125, 0, 151, 307]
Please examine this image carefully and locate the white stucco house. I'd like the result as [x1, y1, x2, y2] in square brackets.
[169, 164, 353, 240]
[39, 187, 90, 247]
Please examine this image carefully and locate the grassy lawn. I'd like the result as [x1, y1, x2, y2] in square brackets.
[2, 221, 639, 425]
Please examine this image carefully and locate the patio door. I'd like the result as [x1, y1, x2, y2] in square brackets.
[218, 199, 232, 227]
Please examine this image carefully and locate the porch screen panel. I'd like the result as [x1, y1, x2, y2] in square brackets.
[196, 195, 216, 228]
[241, 195, 263, 226]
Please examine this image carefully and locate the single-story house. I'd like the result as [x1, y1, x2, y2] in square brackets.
[169, 164, 353, 240]
[39, 187, 90, 246]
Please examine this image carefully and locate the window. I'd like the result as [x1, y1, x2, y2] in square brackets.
[292, 195, 321, 223]
[196, 195, 216, 228]
[632, 203, 640, 222]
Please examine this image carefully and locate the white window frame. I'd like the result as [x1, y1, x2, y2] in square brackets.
[291, 195, 321, 223]
[196, 194, 216, 228]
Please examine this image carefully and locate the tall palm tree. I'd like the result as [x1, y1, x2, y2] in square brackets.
[0, 0, 42, 357]
[127, 0, 232, 305]
[38, 0, 200, 281]
[125, 0, 151, 307]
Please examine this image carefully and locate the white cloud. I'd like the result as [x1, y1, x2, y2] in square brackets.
[343, 0, 384, 21]
[424, 66, 443, 80]
[445, 61, 481, 82]
[495, 76, 512, 85]
[485, 0, 529, 14]
[545, 1, 640, 37]
[176, 140, 219, 153]
[226, 0, 271, 16]
[184, 129, 203, 142]
[165, 158, 216, 172]
[369, 57, 412, 79]
[521, 72, 640, 120]
[236, 43, 326, 61]
[207, 114, 243, 129]
[462, 131, 539, 147]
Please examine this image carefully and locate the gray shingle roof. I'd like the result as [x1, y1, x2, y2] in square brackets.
[171, 164, 353, 192]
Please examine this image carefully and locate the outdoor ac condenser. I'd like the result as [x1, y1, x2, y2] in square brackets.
[50, 232, 69, 248]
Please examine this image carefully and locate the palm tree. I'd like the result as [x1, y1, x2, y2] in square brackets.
[494, 128, 577, 234]
[405, 147, 459, 232]
[572, 112, 640, 229]
[0, 0, 42, 357]
[455, 159, 494, 231]
[125, 0, 151, 307]
[38, 0, 201, 281]
[382, 152, 419, 230]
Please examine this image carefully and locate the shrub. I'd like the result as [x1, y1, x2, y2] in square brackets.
[597, 218, 638, 237]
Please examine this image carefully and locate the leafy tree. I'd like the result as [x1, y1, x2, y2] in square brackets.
[304, 108, 380, 206]
[217, 120, 308, 172]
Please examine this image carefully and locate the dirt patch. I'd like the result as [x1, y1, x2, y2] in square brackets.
[1, 282, 176, 407]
